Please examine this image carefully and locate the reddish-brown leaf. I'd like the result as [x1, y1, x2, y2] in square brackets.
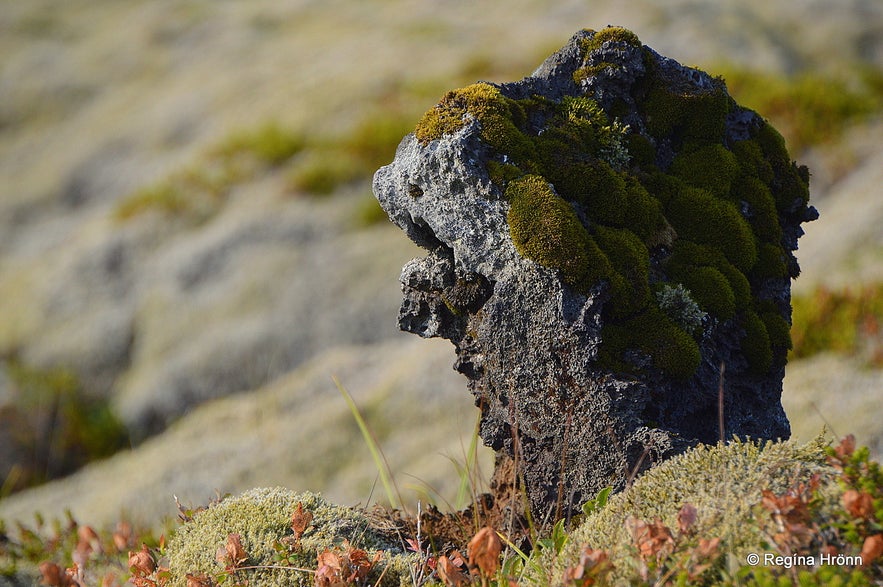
[39, 561, 73, 587]
[112, 521, 133, 552]
[861, 534, 883, 562]
[128, 545, 156, 577]
[835, 435, 856, 459]
[562, 546, 612, 586]
[696, 537, 721, 559]
[185, 573, 213, 587]
[468, 526, 502, 577]
[843, 490, 875, 520]
[315, 548, 346, 587]
[627, 517, 674, 561]
[437, 555, 470, 587]
[291, 502, 313, 538]
[224, 533, 247, 567]
[677, 504, 698, 535]
[344, 544, 377, 583]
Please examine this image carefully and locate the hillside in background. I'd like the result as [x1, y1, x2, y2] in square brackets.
[0, 0, 881, 530]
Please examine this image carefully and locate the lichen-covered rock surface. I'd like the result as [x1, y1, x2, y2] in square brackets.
[374, 27, 817, 520]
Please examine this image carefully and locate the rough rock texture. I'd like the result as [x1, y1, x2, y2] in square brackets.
[374, 27, 817, 520]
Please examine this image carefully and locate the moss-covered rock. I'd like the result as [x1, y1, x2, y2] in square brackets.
[407, 27, 813, 381]
[376, 26, 814, 521]
[166, 488, 416, 587]
[506, 175, 611, 291]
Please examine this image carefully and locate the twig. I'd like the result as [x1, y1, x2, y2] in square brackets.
[718, 361, 726, 444]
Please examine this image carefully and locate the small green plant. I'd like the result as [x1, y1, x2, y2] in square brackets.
[333, 376, 406, 513]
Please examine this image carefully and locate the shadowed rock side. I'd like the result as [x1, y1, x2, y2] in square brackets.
[373, 27, 817, 521]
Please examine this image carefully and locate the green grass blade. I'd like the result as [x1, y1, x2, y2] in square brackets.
[332, 375, 402, 511]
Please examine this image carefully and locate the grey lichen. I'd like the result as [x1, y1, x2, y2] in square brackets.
[166, 488, 417, 586]
[655, 283, 707, 334]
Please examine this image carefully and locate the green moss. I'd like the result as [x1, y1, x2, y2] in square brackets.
[642, 83, 687, 138]
[166, 488, 416, 587]
[730, 175, 782, 243]
[667, 241, 751, 312]
[761, 310, 792, 353]
[666, 187, 758, 272]
[554, 161, 627, 225]
[752, 121, 810, 213]
[579, 26, 642, 56]
[742, 310, 773, 374]
[751, 242, 789, 280]
[602, 307, 700, 379]
[621, 176, 664, 241]
[642, 80, 730, 144]
[594, 226, 651, 318]
[680, 87, 732, 143]
[573, 27, 642, 88]
[676, 266, 736, 320]
[415, 83, 534, 165]
[507, 175, 611, 290]
[486, 160, 523, 188]
[626, 133, 656, 167]
[670, 143, 739, 198]
[573, 64, 613, 84]
[731, 138, 774, 184]
[637, 169, 686, 208]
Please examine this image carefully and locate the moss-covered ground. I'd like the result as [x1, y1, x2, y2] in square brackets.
[3, 436, 882, 586]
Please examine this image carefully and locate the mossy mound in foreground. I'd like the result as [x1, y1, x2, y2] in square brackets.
[166, 488, 417, 586]
[536, 437, 878, 586]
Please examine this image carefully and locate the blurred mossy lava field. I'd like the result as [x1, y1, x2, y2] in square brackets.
[0, 0, 881, 565]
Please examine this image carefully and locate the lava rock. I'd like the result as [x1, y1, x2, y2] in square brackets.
[373, 27, 816, 520]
